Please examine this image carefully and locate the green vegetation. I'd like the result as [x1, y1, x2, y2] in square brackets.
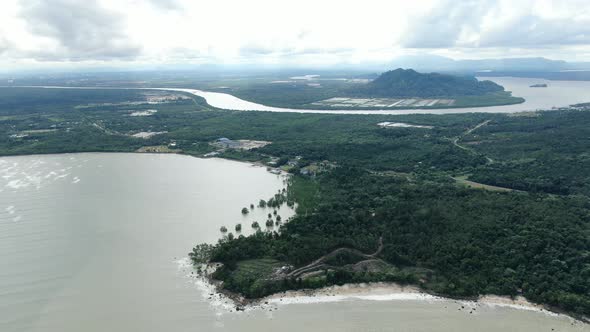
[0, 86, 589, 318]
[188, 243, 215, 264]
[198, 69, 523, 109]
[212, 258, 285, 298]
[209, 168, 590, 316]
[462, 111, 590, 196]
[353, 69, 504, 97]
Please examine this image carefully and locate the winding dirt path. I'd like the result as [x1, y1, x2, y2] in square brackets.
[288, 237, 383, 278]
[452, 120, 494, 164]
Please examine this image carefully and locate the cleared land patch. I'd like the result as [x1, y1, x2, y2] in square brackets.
[136, 145, 179, 153]
[210, 138, 271, 151]
[454, 175, 514, 192]
[131, 131, 167, 139]
[310, 97, 455, 108]
[378, 122, 434, 129]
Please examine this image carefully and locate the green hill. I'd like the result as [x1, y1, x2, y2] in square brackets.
[354, 68, 505, 98]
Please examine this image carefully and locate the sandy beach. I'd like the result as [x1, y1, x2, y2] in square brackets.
[263, 282, 545, 310]
[258, 282, 583, 321]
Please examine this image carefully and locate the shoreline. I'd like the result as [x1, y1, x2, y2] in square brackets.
[175, 257, 589, 323]
[261, 282, 547, 312]
[176, 256, 589, 324]
[0, 151, 293, 180]
[189, 267, 589, 324]
[261, 283, 588, 323]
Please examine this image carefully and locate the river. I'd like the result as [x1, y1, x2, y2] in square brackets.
[166, 77, 590, 115]
[0, 153, 587, 331]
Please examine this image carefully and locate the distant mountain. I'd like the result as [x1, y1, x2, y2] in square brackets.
[387, 55, 588, 73]
[353, 68, 504, 98]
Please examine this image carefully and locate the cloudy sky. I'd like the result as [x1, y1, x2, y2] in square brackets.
[1, 0, 590, 70]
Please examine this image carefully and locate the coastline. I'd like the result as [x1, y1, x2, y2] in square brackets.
[259, 283, 589, 324]
[186, 265, 588, 324]
[0, 151, 294, 185]
[262, 282, 549, 313]
[176, 255, 589, 324]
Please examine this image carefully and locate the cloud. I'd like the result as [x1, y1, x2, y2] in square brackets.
[19, 0, 141, 61]
[145, 0, 182, 10]
[2, 0, 590, 68]
[239, 44, 356, 58]
[402, 0, 590, 49]
[478, 15, 590, 47]
[0, 38, 9, 54]
[401, 0, 497, 48]
[239, 44, 285, 56]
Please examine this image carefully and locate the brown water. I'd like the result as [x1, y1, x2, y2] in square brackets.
[0, 153, 587, 332]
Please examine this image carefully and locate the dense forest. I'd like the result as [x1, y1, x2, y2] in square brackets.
[463, 111, 590, 196]
[1, 87, 589, 318]
[208, 169, 590, 317]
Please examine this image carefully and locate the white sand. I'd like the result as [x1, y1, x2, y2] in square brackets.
[262, 282, 565, 318]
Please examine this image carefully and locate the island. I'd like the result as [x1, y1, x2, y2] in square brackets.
[530, 83, 548, 88]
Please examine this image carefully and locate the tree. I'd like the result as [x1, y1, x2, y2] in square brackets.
[258, 199, 267, 208]
[220, 226, 227, 233]
[188, 243, 214, 264]
[235, 223, 242, 232]
[251, 221, 260, 229]
[241, 207, 249, 215]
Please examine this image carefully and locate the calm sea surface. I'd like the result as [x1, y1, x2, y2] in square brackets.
[0, 153, 587, 331]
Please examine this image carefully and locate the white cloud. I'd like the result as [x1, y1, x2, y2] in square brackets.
[18, 0, 141, 61]
[403, 0, 590, 49]
[0, 0, 589, 69]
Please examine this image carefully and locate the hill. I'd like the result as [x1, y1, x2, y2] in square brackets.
[353, 68, 505, 98]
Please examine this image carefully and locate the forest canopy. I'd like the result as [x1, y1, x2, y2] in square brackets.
[352, 69, 506, 98]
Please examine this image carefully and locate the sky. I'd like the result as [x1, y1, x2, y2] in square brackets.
[1, 0, 590, 70]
